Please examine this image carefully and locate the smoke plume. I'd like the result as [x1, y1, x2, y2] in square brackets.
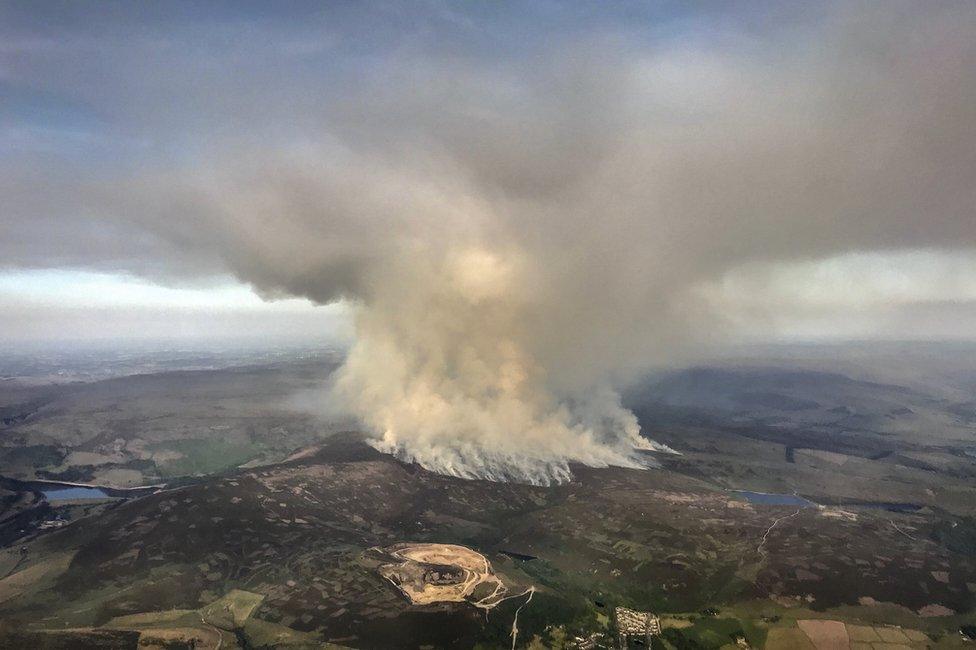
[4, 2, 976, 482]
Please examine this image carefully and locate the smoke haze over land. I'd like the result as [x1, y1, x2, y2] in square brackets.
[3, 2, 976, 481]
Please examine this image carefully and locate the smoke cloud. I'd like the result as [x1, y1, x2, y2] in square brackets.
[3, 2, 976, 482]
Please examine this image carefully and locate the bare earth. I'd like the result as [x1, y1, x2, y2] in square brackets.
[376, 543, 509, 608]
[797, 619, 850, 650]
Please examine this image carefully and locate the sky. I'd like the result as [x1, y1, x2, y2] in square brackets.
[2, 0, 975, 347]
[5, 1, 976, 479]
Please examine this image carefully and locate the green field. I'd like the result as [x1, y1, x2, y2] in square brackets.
[150, 438, 263, 477]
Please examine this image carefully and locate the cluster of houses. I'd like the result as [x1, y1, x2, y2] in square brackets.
[614, 606, 661, 648]
[571, 605, 662, 648]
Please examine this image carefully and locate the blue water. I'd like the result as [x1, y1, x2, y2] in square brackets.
[43, 486, 111, 501]
[734, 490, 816, 507]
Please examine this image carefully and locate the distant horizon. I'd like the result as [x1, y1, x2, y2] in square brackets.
[7, 335, 976, 360]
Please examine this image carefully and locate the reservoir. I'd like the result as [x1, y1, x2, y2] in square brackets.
[43, 486, 113, 501]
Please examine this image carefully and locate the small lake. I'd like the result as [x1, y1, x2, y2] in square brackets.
[43, 486, 113, 501]
[734, 490, 817, 507]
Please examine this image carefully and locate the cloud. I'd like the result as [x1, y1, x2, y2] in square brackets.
[1, 1, 975, 482]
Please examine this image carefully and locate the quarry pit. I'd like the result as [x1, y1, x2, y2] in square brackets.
[372, 543, 510, 609]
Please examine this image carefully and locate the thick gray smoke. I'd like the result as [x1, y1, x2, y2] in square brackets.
[4, 2, 976, 482]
